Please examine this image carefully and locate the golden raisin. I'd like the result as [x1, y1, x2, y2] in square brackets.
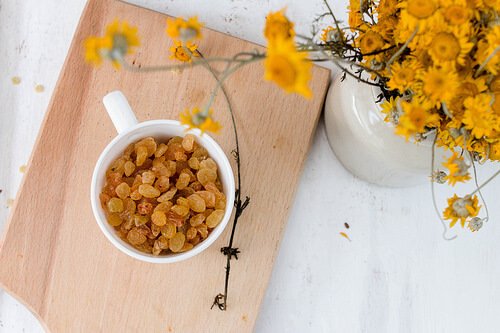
[142, 171, 156, 185]
[182, 134, 195, 152]
[196, 191, 216, 208]
[171, 204, 189, 217]
[197, 168, 217, 186]
[107, 198, 124, 213]
[155, 143, 168, 158]
[200, 158, 217, 171]
[206, 209, 225, 228]
[107, 213, 122, 227]
[169, 232, 186, 252]
[127, 228, 147, 245]
[186, 227, 197, 240]
[124, 161, 136, 177]
[187, 194, 206, 213]
[188, 157, 200, 170]
[157, 187, 177, 202]
[176, 172, 190, 190]
[190, 213, 206, 227]
[115, 182, 130, 199]
[155, 176, 170, 192]
[136, 146, 148, 166]
[151, 210, 167, 226]
[138, 184, 160, 198]
[161, 222, 177, 239]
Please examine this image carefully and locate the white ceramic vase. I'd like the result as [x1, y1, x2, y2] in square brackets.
[324, 75, 440, 187]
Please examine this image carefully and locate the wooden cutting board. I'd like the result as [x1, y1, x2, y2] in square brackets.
[0, 0, 329, 331]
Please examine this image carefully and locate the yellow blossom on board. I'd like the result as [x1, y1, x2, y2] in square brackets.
[264, 37, 312, 98]
[166, 17, 203, 42]
[169, 41, 199, 62]
[84, 20, 139, 68]
[179, 107, 221, 134]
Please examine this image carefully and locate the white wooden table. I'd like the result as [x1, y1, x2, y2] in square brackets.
[1, 1, 500, 332]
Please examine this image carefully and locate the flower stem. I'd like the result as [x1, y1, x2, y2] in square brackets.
[469, 168, 500, 196]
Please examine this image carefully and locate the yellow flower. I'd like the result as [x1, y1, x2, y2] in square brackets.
[264, 9, 295, 41]
[166, 17, 203, 42]
[380, 97, 399, 122]
[490, 141, 500, 160]
[442, 152, 471, 185]
[264, 37, 312, 98]
[448, 76, 488, 116]
[359, 31, 384, 54]
[442, 4, 471, 25]
[405, 0, 438, 19]
[476, 25, 500, 74]
[490, 75, 500, 93]
[348, 0, 364, 30]
[84, 20, 139, 68]
[179, 107, 221, 134]
[443, 194, 480, 228]
[463, 94, 497, 138]
[420, 65, 459, 105]
[428, 28, 473, 65]
[169, 41, 199, 62]
[321, 26, 343, 43]
[395, 100, 440, 139]
[387, 60, 421, 92]
[377, 0, 399, 18]
[84, 36, 112, 66]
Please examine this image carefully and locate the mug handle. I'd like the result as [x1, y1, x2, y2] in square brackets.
[102, 90, 138, 134]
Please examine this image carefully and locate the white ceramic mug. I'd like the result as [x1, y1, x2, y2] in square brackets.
[90, 91, 235, 263]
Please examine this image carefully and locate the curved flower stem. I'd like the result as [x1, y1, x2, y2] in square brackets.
[468, 168, 500, 196]
[431, 136, 457, 241]
[196, 53, 253, 311]
[469, 154, 489, 223]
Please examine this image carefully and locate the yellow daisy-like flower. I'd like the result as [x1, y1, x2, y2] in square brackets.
[398, 0, 439, 31]
[264, 9, 295, 41]
[476, 26, 500, 75]
[84, 20, 139, 68]
[442, 3, 471, 25]
[490, 141, 500, 160]
[166, 17, 203, 42]
[442, 152, 471, 185]
[428, 28, 473, 65]
[420, 65, 459, 105]
[380, 97, 399, 123]
[377, 0, 399, 18]
[179, 107, 221, 134]
[463, 94, 497, 138]
[348, 0, 364, 30]
[321, 26, 343, 43]
[490, 75, 500, 93]
[84, 36, 112, 66]
[359, 31, 384, 54]
[264, 37, 312, 98]
[395, 100, 440, 139]
[443, 194, 480, 228]
[169, 41, 199, 62]
[387, 60, 421, 92]
[448, 75, 488, 116]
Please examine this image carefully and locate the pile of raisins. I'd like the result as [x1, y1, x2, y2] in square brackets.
[99, 135, 226, 255]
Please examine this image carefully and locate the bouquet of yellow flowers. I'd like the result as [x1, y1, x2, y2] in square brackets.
[312, 0, 499, 233]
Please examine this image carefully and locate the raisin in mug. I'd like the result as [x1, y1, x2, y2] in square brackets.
[90, 91, 235, 263]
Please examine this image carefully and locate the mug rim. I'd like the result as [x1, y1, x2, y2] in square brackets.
[90, 119, 235, 264]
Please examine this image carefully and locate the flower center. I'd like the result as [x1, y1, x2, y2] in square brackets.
[431, 32, 460, 61]
[270, 55, 297, 87]
[452, 197, 472, 217]
[444, 5, 469, 25]
[407, 0, 437, 19]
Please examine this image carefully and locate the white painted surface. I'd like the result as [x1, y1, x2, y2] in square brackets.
[0, 0, 499, 332]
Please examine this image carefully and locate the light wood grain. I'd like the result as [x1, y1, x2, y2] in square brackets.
[0, 0, 330, 332]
